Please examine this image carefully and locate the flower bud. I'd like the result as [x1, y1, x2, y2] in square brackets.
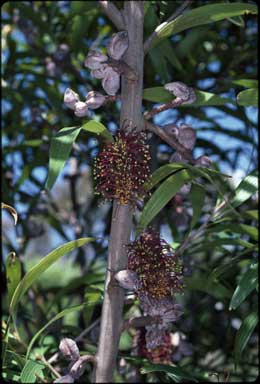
[114, 269, 138, 290]
[59, 338, 80, 361]
[195, 155, 212, 167]
[164, 81, 196, 104]
[64, 88, 80, 110]
[90, 64, 109, 79]
[107, 31, 129, 60]
[178, 124, 196, 150]
[102, 67, 120, 95]
[74, 101, 89, 117]
[84, 50, 108, 70]
[85, 91, 106, 109]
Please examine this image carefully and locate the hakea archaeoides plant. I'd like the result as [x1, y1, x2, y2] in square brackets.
[93, 130, 151, 205]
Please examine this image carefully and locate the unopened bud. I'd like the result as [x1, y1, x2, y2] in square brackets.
[114, 269, 138, 290]
[85, 91, 106, 109]
[64, 88, 80, 110]
[84, 50, 108, 70]
[59, 338, 80, 361]
[107, 31, 129, 60]
[90, 64, 109, 79]
[178, 124, 196, 150]
[164, 81, 196, 104]
[74, 101, 89, 117]
[102, 67, 120, 95]
[195, 155, 212, 167]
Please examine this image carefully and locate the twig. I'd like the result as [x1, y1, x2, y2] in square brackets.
[98, 1, 125, 30]
[144, 97, 184, 120]
[145, 121, 194, 162]
[37, 354, 61, 378]
[122, 315, 162, 332]
[144, 0, 192, 54]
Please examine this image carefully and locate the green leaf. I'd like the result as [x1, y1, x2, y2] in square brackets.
[140, 363, 198, 382]
[152, 3, 257, 47]
[190, 183, 206, 229]
[46, 121, 113, 190]
[26, 302, 98, 359]
[206, 223, 258, 241]
[143, 87, 234, 106]
[20, 360, 45, 383]
[232, 79, 258, 88]
[234, 312, 258, 364]
[216, 169, 258, 217]
[137, 170, 192, 236]
[46, 126, 82, 190]
[185, 276, 232, 299]
[81, 119, 114, 142]
[229, 263, 258, 310]
[237, 88, 258, 107]
[10, 238, 95, 319]
[145, 163, 185, 191]
[6, 252, 22, 304]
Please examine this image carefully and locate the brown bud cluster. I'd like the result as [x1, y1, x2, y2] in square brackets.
[127, 230, 183, 298]
[93, 130, 151, 205]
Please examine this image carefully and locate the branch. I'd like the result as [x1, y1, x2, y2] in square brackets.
[145, 121, 194, 162]
[122, 315, 162, 332]
[98, 1, 125, 30]
[144, 0, 192, 54]
[143, 97, 184, 120]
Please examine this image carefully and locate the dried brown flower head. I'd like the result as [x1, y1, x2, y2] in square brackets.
[93, 130, 151, 205]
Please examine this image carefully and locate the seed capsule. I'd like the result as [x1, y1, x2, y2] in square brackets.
[64, 88, 80, 110]
[84, 50, 108, 70]
[107, 31, 129, 60]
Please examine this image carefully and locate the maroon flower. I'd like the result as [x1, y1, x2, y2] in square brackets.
[93, 130, 151, 205]
[127, 230, 183, 298]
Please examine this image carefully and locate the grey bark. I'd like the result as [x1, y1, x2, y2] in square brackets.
[94, 2, 144, 382]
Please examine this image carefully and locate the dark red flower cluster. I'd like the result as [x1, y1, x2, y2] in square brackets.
[134, 328, 172, 364]
[93, 130, 151, 205]
[127, 230, 183, 298]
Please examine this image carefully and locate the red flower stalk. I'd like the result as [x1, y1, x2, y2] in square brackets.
[127, 230, 183, 298]
[93, 130, 151, 205]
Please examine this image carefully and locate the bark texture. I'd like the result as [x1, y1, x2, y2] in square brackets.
[94, 2, 144, 382]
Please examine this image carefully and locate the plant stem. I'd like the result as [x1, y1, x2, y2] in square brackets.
[93, 2, 144, 382]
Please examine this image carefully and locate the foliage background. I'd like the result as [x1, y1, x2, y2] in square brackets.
[1, 1, 258, 382]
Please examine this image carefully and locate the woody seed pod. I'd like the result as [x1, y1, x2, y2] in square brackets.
[178, 124, 196, 150]
[164, 81, 196, 105]
[101, 67, 120, 95]
[59, 338, 80, 362]
[64, 88, 80, 110]
[74, 101, 89, 117]
[195, 155, 212, 167]
[84, 50, 108, 70]
[85, 91, 106, 109]
[114, 269, 139, 290]
[107, 31, 129, 60]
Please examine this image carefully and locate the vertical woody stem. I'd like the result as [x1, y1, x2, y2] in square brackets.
[94, 1, 144, 382]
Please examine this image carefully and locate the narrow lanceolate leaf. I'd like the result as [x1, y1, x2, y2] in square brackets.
[10, 238, 95, 318]
[81, 119, 114, 142]
[1, 202, 18, 225]
[152, 3, 257, 47]
[26, 302, 98, 359]
[140, 363, 198, 382]
[6, 252, 22, 304]
[206, 223, 258, 241]
[20, 360, 45, 383]
[143, 87, 234, 106]
[237, 88, 258, 107]
[185, 276, 232, 299]
[232, 79, 258, 88]
[145, 163, 185, 191]
[234, 312, 258, 364]
[137, 169, 192, 236]
[216, 169, 258, 217]
[46, 121, 113, 190]
[190, 183, 206, 230]
[46, 126, 82, 190]
[229, 263, 258, 310]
